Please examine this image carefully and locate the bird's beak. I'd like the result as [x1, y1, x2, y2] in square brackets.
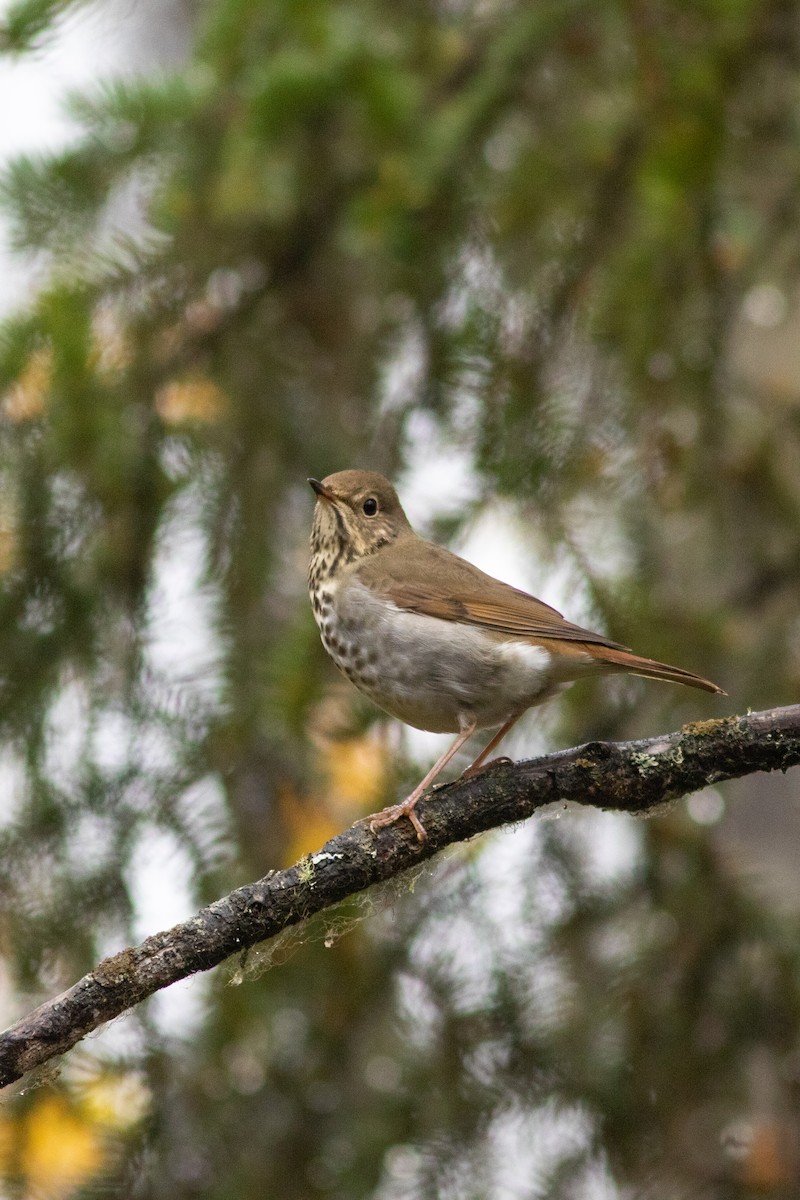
[308, 478, 339, 504]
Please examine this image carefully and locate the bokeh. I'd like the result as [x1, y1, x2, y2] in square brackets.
[0, 0, 799, 1195]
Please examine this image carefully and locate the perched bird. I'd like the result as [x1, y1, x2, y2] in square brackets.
[308, 470, 724, 841]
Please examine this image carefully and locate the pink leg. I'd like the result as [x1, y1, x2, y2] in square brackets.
[367, 717, 478, 843]
[461, 711, 524, 779]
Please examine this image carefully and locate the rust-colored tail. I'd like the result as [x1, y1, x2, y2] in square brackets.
[587, 645, 725, 695]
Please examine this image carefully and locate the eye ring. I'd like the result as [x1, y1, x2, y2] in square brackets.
[362, 497, 378, 517]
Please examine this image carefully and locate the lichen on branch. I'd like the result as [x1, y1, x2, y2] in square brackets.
[0, 704, 798, 1092]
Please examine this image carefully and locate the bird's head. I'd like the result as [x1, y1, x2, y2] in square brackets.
[308, 470, 411, 562]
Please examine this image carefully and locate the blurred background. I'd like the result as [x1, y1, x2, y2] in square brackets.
[0, 0, 798, 1195]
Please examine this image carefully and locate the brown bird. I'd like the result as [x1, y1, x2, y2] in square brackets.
[308, 470, 724, 841]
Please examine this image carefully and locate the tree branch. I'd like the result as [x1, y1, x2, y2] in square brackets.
[1, 705, 798, 1090]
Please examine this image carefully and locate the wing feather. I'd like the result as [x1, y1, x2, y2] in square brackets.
[357, 539, 630, 650]
[353, 538, 724, 695]
[382, 581, 632, 648]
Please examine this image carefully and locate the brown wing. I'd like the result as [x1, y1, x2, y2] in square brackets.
[357, 537, 724, 695]
[359, 538, 630, 649]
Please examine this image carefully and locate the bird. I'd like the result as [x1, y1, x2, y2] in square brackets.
[307, 469, 724, 842]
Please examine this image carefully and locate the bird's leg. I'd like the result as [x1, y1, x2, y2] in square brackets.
[460, 712, 524, 780]
[367, 717, 478, 843]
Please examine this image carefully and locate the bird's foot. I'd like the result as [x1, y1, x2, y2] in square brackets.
[460, 755, 513, 782]
[366, 796, 427, 843]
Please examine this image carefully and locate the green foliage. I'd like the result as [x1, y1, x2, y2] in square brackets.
[0, 0, 86, 53]
[0, 0, 799, 1194]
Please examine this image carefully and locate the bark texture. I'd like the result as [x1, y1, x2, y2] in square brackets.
[0, 705, 798, 1090]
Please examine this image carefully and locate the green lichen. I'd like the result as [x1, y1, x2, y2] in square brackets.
[680, 715, 738, 738]
[297, 856, 315, 885]
[630, 751, 662, 776]
[94, 947, 137, 988]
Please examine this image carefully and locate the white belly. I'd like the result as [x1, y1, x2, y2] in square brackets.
[316, 579, 575, 734]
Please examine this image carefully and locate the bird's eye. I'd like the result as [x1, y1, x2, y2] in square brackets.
[362, 497, 378, 517]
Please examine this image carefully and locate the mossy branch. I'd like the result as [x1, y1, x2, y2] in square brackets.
[0, 704, 798, 1091]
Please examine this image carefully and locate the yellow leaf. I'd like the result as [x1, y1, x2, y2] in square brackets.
[90, 310, 133, 381]
[279, 731, 389, 863]
[0, 1111, 14, 1170]
[3, 347, 52, 422]
[156, 375, 228, 425]
[80, 1071, 150, 1131]
[22, 1094, 102, 1197]
[322, 735, 386, 811]
[279, 780, 343, 864]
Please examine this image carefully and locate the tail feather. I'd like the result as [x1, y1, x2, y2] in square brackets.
[587, 645, 725, 695]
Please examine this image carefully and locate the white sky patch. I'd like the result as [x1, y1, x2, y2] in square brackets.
[398, 408, 478, 532]
[0, 4, 99, 314]
[0, 9, 88, 157]
[147, 971, 209, 1039]
[143, 490, 223, 707]
[65, 809, 119, 877]
[126, 821, 210, 1035]
[91, 706, 138, 775]
[175, 773, 231, 866]
[489, 1101, 596, 1199]
[687, 787, 725, 826]
[458, 500, 539, 590]
[378, 318, 426, 416]
[127, 823, 195, 941]
[91, 704, 187, 789]
[69, 1003, 149, 1065]
[0, 745, 29, 827]
[473, 822, 551, 946]
[569, 809, 643, 888]
[0, 0, 189, 314]
[42, 675, 90, 790]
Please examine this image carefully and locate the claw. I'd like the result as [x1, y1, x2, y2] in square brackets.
[461, 754, 513, 781]
[367, 799, 428, 843]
